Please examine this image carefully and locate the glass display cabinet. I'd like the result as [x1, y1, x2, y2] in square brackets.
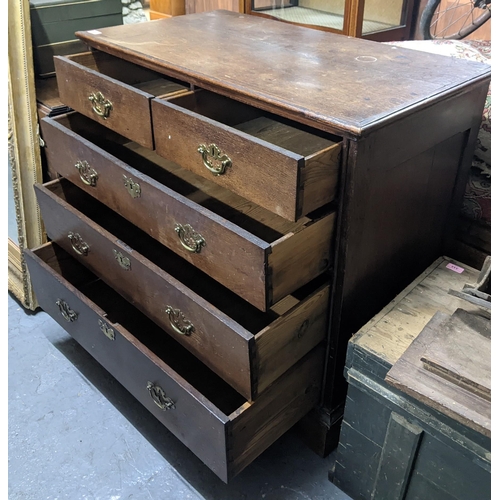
[245, 0, 417, 40]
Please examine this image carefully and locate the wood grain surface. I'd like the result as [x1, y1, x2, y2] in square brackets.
[54, 51, 189, 148]
[152, 90, 341, 220]
[34, 179, 329, 399]
[268, 212, 335, 304]
[227, 345, 324, 479]
[41, 113, 335, 310]
[75, 10, 490, 137]
[25, 243, 325, 482]
[385, 309, 491, 437]
[351, 257, 483, 367]
[24, 243, 237, 481]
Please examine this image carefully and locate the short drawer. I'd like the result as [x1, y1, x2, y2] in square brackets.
[34, 178, 330, 400]
[54, 51, 190, 148]
[152, 90, 342, 221]
[40, 113, 336, 311]
[24, 243, 324, 482]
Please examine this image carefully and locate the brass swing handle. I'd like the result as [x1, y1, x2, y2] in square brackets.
[98, 319, 115, 341]
[89, 91, 113, 119]
[165, 306, 194, 336]
[56, 299, 78, 323]
[147, 382, 175, 411]
[68, 231, 89, 256]
[174, 223, 205, 253]
[75, 160, 98, 187]
[197, 143, 231, 176]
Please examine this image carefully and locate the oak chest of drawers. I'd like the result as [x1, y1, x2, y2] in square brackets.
[26, 10, 490, 482]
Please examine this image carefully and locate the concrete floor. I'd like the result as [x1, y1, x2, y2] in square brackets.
[8, 293, 352, 500]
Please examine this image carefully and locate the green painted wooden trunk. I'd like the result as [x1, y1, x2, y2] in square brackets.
[330, 257, 491, 500]
[30, 0, 123, 76]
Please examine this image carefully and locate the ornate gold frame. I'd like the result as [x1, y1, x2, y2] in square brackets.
[8, 0, 45, 310]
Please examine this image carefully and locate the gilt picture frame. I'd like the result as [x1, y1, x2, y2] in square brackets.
[8, 0, 45, 310]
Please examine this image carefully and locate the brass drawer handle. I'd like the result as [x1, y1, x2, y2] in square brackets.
[98, 319, 115, 341]
[147, 382, 175, 411]
[165, 306, 194, 336]
[113, 249, 131, 270]
[197, 143, 231, 176]
[75, 160, 98, 187]
[68, 231, 89, 256]
[56, 299, 78, 323]
[174, 223, 205, 253]
[123, 175, 141, 198]
[88, 91, 113, 119]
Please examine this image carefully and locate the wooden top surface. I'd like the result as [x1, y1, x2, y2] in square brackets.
[351, 257, 484, 367]
[76, 10, 490, 137]
[386, 309, 490, 437]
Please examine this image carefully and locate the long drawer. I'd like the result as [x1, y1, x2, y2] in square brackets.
[24, 243, 324, 482]
[34, 178, 330, 400]
[152, 90, 342, 221]
[40, 113, 336, 311]
[54, 51, 190, 148]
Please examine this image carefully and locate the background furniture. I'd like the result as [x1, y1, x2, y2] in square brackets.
[330, 256, 490, 500]
[29, 0, 123, 77]
[245, 0, 418, 40]
[8, 0, 45, 311]
[149, 0, 185, 19]
[152, 0, 421, 40]
[185, 0, 242, 14]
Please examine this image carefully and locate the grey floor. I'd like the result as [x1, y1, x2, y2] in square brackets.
[8, 293, 352, 500]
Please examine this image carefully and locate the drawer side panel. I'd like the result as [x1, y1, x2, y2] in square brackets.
[227, 346, 324, 479]
[254, 283, 330, 396]
[301, 142, 342, 215]
[268, 212, 336, 304]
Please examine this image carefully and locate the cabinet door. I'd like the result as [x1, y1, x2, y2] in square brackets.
[185, 0, 243, 14]
[245, 0, 412, 38]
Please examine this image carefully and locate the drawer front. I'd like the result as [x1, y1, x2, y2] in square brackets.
[34, 180, 330, 400]
[23, 244, 229, 480]
[40, 115, 269, 310]
[34, 181, 255, 399]
[24, 244, 324, 482]
[55, 54, 155, 148]
[40, 115, 336, 311]
[152, 96, 341, 221]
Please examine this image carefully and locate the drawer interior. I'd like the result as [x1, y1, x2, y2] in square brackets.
[35, 242, 246, 415]
[66, 52, 190, 97]
[46, 178, 327, 333]
[162, 89, 341, 157]
[54, 113, 334, 241]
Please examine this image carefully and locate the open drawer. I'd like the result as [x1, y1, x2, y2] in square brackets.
[54, 51, 190, 148]
[24, 243, 324, 482]
[40, 113, 336, 311]
[34, 178, 330, 400]
[152, 89, 342, 221]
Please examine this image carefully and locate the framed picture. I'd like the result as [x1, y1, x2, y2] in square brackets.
[8, 0, 45, 310]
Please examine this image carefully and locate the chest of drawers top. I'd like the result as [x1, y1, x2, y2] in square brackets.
[75, 9, 490, 138]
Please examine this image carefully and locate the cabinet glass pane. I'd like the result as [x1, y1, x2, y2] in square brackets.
[251, 0, 347, 31]
[250, 0, 407, 35]
[362, 0, 406, 34]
